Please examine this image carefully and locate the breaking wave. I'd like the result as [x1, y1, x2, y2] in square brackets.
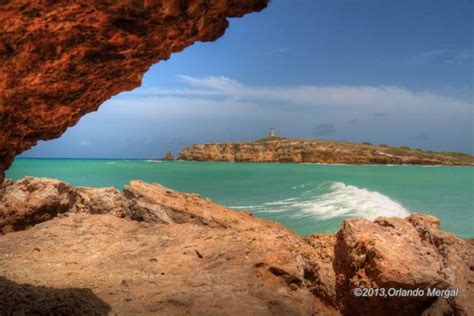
[232, 182, 409, 220]
[294, 182, 409, 220]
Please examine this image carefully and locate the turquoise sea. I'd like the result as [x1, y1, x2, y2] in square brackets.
[6, 158, 474, 238]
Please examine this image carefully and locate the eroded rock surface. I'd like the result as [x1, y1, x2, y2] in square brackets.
[0, 0, 268, 183]
[0, 177, 472, 315]
[334, 216, 472, 315]
[0, 177, 126, 233]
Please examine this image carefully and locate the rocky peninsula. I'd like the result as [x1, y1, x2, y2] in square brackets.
[1, 177, 473, 315]
[178, 138, 474, 165]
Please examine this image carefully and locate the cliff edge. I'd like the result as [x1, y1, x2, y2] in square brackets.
[1, 177, 472, 315]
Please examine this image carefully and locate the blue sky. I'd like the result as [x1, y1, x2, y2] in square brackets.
[23, 0, 473, 158]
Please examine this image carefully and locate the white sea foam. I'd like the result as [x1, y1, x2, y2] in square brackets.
[145, 160, 162, 163]
[293, 182, 409, 220]
[232, 182, 409, 220]
[230, 205, 264, 210]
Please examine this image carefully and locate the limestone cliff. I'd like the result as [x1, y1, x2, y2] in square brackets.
[1, 177, 473, 315]
[0, 0, 268, 182]
[178, 139, 474, 165]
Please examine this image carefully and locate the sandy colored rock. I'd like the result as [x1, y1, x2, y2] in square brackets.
[0, 0, 268, 183]
[0, 177, 472, 315]
[0, 177, 74, 233]
[407, 214, 474, 316]
[178, 139, 474, 165]
[73, 186, 126, 216]
[0, 177, 264, 233]
[123, 180, 261, 229]
[0, 177, 131, 233]
[303, 234, 338, 310]
[334, 215, 474, 316]
[0, 178, 331, 315]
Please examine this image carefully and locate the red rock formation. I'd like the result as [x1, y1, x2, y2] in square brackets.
[1, 177, 473, 315]
[0, 0, 268, 182]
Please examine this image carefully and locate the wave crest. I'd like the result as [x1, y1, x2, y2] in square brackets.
[232, 182, 409, 220]
[295, 182, 409, 220]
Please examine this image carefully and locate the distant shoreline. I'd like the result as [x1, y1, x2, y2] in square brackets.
[177, 138, 474, 166]
[15, 137, 474, 166]
[11, 157, 474, 167]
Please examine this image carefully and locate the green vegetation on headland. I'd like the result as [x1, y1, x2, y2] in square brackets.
[258, 136, 472, 163]
[383, 146, 474, 164]
[255, 136, 288, 142]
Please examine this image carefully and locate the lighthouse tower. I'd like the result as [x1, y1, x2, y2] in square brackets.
[269, 128, 276, 138]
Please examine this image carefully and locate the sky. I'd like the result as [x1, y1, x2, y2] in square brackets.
[23, 0, 473, 158]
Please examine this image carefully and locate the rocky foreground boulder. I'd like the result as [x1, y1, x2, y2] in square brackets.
[0, 177, 473, 315]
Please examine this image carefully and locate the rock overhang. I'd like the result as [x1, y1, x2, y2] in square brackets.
[0, 0, 269, 183]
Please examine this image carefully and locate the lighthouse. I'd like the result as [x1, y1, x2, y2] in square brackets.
[269, 128, 276, 138]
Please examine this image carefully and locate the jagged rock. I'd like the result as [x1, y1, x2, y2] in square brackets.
[0, 177, 259, 232]
[0, 177, 131, 233]
[334, 215, 473, 315]
[303, 234, 338, 310]
[73, 186, 126, 217]
[0, 179, 330, 315]
[0, 177, 472, 315]
[178, 140, 474, 165]
[0, 0, 268, 183]
[407, 214, 474, 316]
[123, 180, 257, 228]
[0, 178, 13, 199]
[123, 181, 175, 224]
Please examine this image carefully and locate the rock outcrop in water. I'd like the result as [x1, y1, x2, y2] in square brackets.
[178, 139, 474, 165]
[1, 177, 472, 315]
[0, 0, 268, 183]
[164, 150, 174, 160]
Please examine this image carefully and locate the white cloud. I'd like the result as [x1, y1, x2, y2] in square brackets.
[177, 75, 242, 92]
[31, 74, 473, 156]
[125, 75, 472, 114]
[412, 49, 474, 65]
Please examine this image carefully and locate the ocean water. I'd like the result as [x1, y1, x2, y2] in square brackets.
[6, 159, 474, 238]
